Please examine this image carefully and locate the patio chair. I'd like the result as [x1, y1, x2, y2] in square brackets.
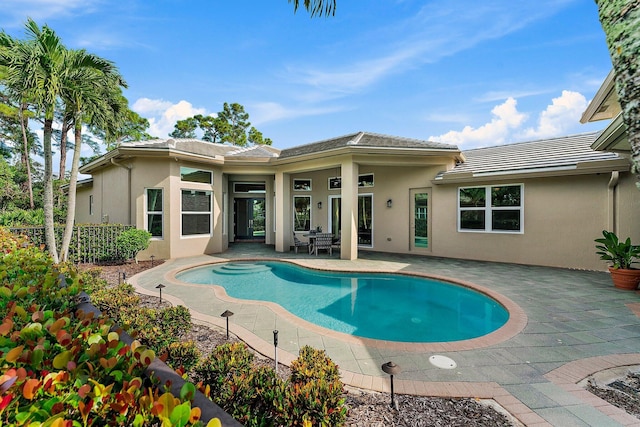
[313, 232, 333, 256]
[331, 234, 341, 252]
[293, 234, 309, 254]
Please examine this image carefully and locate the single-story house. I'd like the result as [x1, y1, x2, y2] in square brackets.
[74, 79, 640, 271]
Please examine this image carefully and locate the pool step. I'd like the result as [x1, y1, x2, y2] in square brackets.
[212, 263, 271, 275]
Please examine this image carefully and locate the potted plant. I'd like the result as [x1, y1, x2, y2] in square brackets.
[595, 230, 640, 290]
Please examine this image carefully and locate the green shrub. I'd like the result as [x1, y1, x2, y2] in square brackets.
[167, 341, 202, 372]
[286, 346, 347, 427]
[90, 282, 141, 321]
[115, 228, 151, 262]
[119, 305, 191, 353]
[194, 342, 255, 387]
[195, 342, 347, 426]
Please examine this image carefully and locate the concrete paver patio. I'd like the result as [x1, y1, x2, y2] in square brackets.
[130, 244, 640, 426]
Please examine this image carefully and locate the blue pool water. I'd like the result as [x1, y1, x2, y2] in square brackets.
[176, 261, 509, 343]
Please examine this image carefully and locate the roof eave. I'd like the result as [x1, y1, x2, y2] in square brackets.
[590, 113, 630, 153]
[433, 158, 630, 185]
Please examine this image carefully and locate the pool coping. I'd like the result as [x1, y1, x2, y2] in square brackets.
[166, 257, 529, 352]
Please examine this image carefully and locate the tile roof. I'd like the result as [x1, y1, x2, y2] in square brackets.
[226, 145, 280, 158]
[120, 138, 235, 157]
[278, 131, 458, 158]
[441, 131, 620, 178]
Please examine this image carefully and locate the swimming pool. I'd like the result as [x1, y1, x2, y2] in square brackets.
[176, 261, 509, 343]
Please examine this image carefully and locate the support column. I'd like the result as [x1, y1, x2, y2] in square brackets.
[340, 159, 358, 260]
[274, 171, 291, 252]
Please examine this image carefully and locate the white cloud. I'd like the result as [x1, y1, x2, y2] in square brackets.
[249, 101, 347, 125]
[1, 0, 102, 27]
[132, 98, 207, 138]
[520, 90, 588, 139]
[429, 97, 528, 148]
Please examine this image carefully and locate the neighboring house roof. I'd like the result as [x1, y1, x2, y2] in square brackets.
[278, 131, 459, 159]
[435, 131, 629, 184]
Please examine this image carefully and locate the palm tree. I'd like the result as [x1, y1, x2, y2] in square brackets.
[595, 1, 640, 187]
[289, 0, 335, 16]
[0, 36, 36, 209]
[2, 19, 68, 262]
[58, 49, 126, 262]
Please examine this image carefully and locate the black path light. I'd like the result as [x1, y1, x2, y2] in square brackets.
[273, 330, 279, 374]
[150, 254, 155, 267]
[221, 310, 234, 339]
[155, 283, 166, 303]
[381, 361, 401, 410]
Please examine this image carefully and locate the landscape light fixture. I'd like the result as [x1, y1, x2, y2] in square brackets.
[381, 361, 401, 410]
[221, 310, 234, 339]
[150, 254, 155, 267]
[387, 199, 393, 208]
[273, 330, 279, 374]
[155, 283, 166, 303]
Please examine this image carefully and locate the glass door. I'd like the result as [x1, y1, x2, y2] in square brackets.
[410, 188, 430, 251]
[234, 197, 266, 241]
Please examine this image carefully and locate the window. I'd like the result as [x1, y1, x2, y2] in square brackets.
[458, 185, 522, 232]
[146, 189, 163, 238]
[89, 195, 94, 216]
[358, 173, 374, 187]
[180, 166, 212, 184]
[358, 194, 373, 246]
[293, 196, 311, 232]
[233, 182, 265, 193]
[328, 177, 341, 189]
[293, 179, 312, 191]
[181, 189, 212, 236]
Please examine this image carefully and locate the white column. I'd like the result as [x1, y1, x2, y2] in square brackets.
[274, 171, 291, 252]
[340, 159, 359, 260]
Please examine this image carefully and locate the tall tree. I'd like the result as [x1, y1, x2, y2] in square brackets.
[1, 19, 69, 262]
[595, 1, 640, 188]
[217, 102, 250, 146]
[169, 116, 198, 139]
[248, 126, 273, 145]
[58, 48, 126, 262]
[0, 42, 37, 208]
[90, 93, 152, 151]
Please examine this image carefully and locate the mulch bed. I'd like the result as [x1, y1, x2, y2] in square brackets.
[79, 260, 517, 426]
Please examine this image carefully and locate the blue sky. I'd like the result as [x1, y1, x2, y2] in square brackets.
[1, 0, 612, 153]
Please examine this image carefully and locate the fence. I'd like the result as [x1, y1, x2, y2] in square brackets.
[10, 224, 134, 263]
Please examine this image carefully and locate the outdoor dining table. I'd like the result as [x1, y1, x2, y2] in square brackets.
[303, 232, 317, 254]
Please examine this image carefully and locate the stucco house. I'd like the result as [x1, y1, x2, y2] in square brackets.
[74, 80, 640, 271]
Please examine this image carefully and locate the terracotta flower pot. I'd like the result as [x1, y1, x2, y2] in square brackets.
[608, 267, 640, 290]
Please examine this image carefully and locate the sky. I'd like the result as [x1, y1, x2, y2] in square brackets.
[0, 0, 613, 157]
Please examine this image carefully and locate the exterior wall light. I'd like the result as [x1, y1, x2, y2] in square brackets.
[387, 199, 393, 208]
[317, 201, 322, 209]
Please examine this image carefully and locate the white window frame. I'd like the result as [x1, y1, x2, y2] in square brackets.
[145, 188, 163, 239]
[180, 166, 213, 184]
[180, 189, 212, 238]
[457, 184, 523, 234]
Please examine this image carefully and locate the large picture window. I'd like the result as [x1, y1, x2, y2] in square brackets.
[293, 196, 311, 232]
[146, 188, 163, 238]
[458, 185, 522, 233]
[181, 189, 212, 236]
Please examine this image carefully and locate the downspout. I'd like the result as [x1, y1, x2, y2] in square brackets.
[111, 158, 132, 225]
[607, 171, 619, 233]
